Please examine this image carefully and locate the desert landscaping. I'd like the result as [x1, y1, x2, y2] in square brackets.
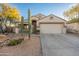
[0, 34, 41, 56]
[0, 3, 79, 56]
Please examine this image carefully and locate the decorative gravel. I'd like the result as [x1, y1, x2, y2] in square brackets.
[0, 34, 42, 56]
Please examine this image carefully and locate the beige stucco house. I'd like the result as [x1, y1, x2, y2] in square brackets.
[31, 13, 66, 34]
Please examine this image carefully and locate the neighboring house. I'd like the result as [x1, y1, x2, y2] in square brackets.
[18, 22, 29, 31]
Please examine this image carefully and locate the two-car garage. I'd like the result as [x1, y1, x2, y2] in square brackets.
[39, 14, 66, 34]
[40, 23, 65, 34]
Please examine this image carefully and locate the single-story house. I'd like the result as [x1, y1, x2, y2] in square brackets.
[23, 13, 66, 34]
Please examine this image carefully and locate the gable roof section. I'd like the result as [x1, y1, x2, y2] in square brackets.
[31, 16, 39, 21]
[50, 14, 66, 21]
[38, 14, 66, 23]
[34, 13, 46, 17]
[31, 13, 46, 20]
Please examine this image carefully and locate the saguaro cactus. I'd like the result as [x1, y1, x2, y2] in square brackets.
[28, 9, 32, 39]
[20, 16, 24, 33]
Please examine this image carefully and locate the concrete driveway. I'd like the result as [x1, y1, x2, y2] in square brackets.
[40, 33, 79, 56]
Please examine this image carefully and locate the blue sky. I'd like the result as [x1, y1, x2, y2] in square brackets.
[10, 3, 74, 21]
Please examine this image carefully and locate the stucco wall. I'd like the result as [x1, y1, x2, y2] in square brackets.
[37, 14, 66, 29]
[67, 23, 79, 30]
[67, 23, 79, 33]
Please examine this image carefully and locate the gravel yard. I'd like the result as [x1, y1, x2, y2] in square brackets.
[0, 34, 42, 56]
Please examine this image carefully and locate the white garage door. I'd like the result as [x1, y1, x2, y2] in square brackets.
[40, 23, 64, 34]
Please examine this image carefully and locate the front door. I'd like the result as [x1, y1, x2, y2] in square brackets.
[32, 20, 37, 33]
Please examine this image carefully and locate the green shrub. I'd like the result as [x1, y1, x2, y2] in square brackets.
[7, 38, 24, 46]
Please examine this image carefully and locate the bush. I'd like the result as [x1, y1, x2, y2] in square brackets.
[7, 38, 24, 46]
[32, 30, 40, 34]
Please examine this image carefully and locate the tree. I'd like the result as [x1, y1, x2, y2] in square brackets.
[64, 4, 79, 23]
[0, 4, 21, 26]
[0, 12, 2, 17]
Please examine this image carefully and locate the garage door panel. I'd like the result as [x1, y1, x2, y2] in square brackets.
[40, 24, 63, 34]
